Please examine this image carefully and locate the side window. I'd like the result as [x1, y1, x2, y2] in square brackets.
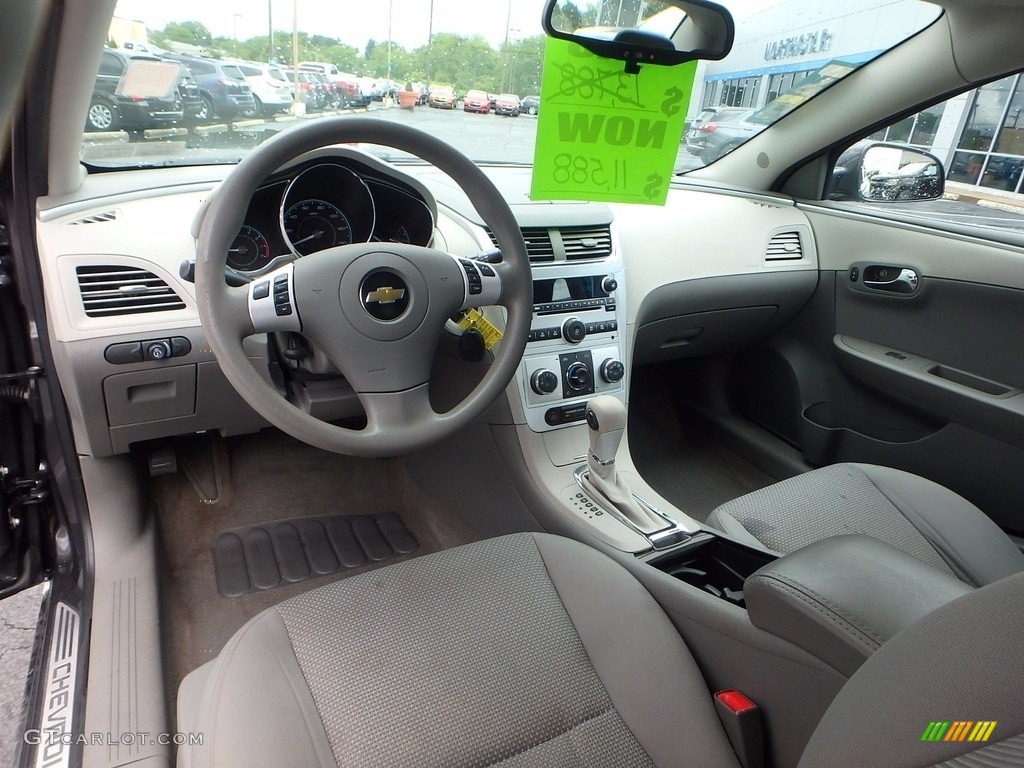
[97, 53, 123, 77]
[829, 74, 1024, 236]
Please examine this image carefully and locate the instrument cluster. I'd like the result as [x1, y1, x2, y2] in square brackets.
[228, 159, 435, 274]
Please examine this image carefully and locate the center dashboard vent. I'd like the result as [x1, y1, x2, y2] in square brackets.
[486, 224, 612, 263]
[487, 227, 555, 262]
[76, 265, 186, 317]
[764, 230, 805, 263]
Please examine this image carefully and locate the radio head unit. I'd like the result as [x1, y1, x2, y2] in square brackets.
[533, 274, 619, 315]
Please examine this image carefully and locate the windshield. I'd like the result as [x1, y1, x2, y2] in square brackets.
[85, 0, 939, 171]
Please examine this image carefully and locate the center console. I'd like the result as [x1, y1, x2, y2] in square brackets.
[515, 253, 628, 433]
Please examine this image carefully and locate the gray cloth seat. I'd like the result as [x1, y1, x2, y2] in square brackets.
[177, 533, 741, 768]
[706, 462, 1024, 587]
[178, 531, 1024, 768]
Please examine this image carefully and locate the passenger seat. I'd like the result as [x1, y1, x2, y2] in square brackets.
[705, 462, 1024, 587]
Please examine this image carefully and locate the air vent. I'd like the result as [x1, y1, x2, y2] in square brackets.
[765, 231, 804, 262]
[76, 265, 186, 317]
[562, 225, 612, 262]
[69, 210, 119, 225]
[486, 227, 555, 263]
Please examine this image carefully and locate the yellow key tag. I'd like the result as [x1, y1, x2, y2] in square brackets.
[456, 308, 503, 350]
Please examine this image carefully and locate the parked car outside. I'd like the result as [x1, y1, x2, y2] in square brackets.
[684, 106, 765, 162]
[334, 72, 370, 107]
[231, 61, 293, 117]
[428, 84, 457, 108]
[86, 49, 184, 131]
[519, 94, 539, 115]
[463, 89, 490, 113]
[308, 72, 343, 109]
[494, 93, 520, 116]
[283, 70, 325, 110]
[162, 54, 255, 122]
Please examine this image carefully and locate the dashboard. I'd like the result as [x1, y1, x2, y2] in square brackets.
[33, 151, 818, 458]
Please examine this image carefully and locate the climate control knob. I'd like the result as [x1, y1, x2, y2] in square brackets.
[530, 368, 559, 395]
[562, 317, 587, 344]
[600, 358, 625, 383]
[565, 361, 592, 391]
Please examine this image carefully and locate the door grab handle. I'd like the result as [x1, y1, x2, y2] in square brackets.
[864, 267, 918, 294]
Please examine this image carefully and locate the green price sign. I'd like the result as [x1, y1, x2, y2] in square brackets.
[530, 38, 695, 206]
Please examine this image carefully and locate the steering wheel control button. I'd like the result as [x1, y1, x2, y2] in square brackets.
[530, 369, 560, 395]
[453, 255, 500, 306]
[361, 271, 410, 321]
[249, 264, 300, 333]
[562, 317, 587, 344]
[600, 359, 625, 383]
[459, 259, 483, 296]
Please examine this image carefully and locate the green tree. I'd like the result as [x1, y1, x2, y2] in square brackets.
[418, 33, 499, 93]
[162, 20, 213, 47]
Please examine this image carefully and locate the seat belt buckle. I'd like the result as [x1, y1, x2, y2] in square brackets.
[713, 690, 764, 768]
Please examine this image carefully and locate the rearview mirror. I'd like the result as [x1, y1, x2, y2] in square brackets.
[542, 0, 734, 72]
[829, 142, 945, 203]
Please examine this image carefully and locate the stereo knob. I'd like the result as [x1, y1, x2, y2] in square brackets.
[601, 275, 618, 294]
[600, 358, 625, 383]
[566, 361, 592, 391]
[562, 317, 587, 344]
[530, 369, 559, 395]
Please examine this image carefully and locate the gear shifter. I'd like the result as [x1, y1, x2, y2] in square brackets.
[580, 396, 668, 533]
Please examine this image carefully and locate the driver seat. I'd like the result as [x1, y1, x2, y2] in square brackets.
[177, 532, 1024, 768]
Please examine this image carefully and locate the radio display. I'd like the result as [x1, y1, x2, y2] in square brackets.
[533, 276, 609, 304]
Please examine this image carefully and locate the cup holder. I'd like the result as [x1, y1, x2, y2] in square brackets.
[646, 534, 776, 607]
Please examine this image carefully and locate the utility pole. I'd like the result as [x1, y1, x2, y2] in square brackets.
[268, 0, 273, 62]
[386, 0, 393, 105]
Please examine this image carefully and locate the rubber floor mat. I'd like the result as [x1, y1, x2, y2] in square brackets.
[213, 512, 418, 597]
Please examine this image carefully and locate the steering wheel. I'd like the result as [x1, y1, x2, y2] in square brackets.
[194, 117, 531, 457]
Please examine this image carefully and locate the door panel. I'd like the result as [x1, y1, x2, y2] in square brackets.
[729, 206, 1024, 534]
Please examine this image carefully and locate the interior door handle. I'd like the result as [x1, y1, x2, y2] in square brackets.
[863, 266, 919, 294]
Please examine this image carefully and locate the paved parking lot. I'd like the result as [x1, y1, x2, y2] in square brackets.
[0, 583, 45, 767]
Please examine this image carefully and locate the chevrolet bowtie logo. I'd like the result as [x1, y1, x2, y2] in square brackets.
[365, 286, 406, 304]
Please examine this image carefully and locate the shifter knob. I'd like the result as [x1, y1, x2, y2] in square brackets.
[585, 395, 626, 468]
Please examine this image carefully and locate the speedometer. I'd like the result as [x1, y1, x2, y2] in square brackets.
[283, 199, 352, 256]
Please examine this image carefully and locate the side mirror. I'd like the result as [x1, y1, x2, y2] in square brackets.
[541, 0, 734, 73]
[829, 141, 945, 202]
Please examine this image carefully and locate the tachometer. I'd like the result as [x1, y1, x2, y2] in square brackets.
[228, 225, 272, 271]
[283, 199, 352, 255]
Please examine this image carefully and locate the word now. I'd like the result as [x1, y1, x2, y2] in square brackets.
[557, 112, 668, 149]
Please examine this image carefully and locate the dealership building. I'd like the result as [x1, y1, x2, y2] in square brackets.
[689, 0, 1024, 201]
